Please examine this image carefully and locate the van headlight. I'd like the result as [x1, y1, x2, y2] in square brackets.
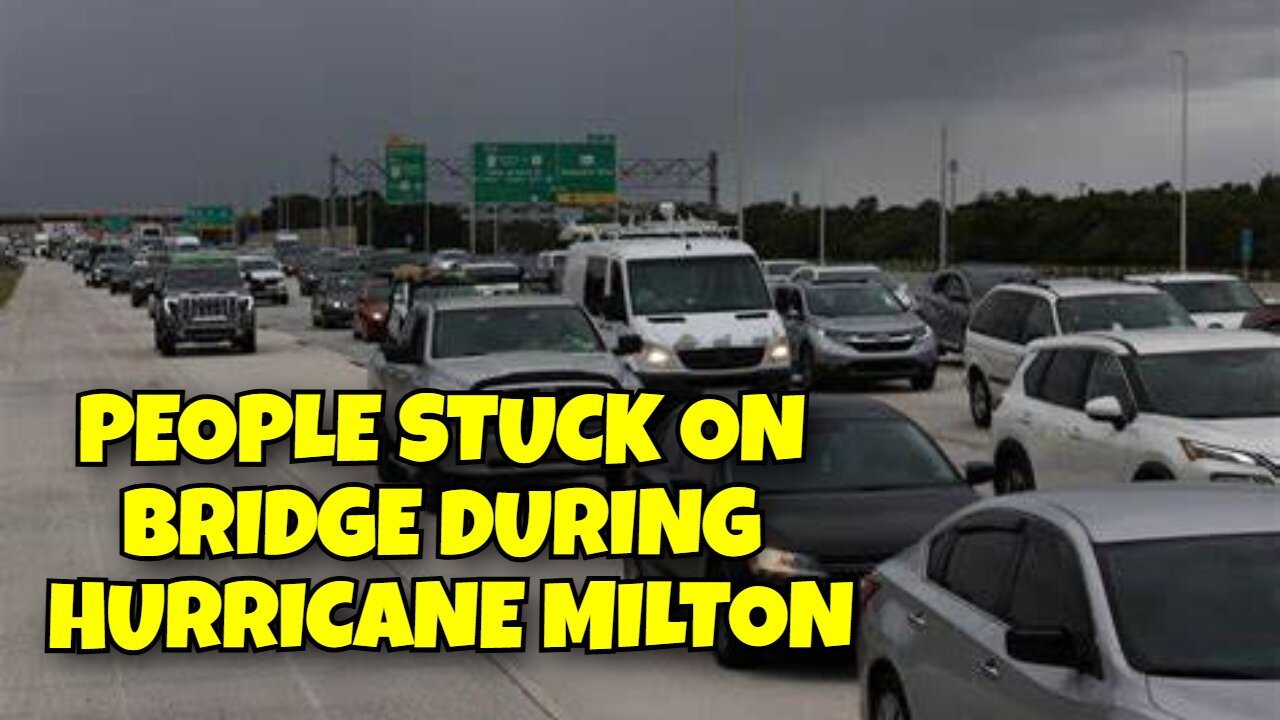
[635, 343, 681, 371]
[765, 335, 791, 364]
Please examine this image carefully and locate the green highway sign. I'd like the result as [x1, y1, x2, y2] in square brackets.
[473, 138, 617, 205]
[385, 141, 427, 205]
[102, 215, 132, 234]
[184, 205, 235, 230]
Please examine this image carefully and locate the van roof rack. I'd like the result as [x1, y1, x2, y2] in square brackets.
[558, 201, 735, 243]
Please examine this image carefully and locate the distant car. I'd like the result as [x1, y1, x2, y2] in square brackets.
[1126, 272, 1264, 329]
[368, 294, 641, 506]
[789, 263, 912, 307]
[298, 251, 352, 296]
[628, 392, 992, 667]
[963, 279, 1194, 427]
[774, 279, 938, 390]
[152, 259, 255, 355]
[991, 328, 1280, 492]
[87, 251, 132, 291]
[457, 261, 523, 296]
[237, 255, 288, 304]
[1243, 304, 1280, 333]
[760, 258, 807, 283]
[916, 263, 1039, 353]
[310, 271, 363, 328]
[129, 252, 169, 308]
[858, 486, 1280, 720]
[430, 248, 472, 270]
[352, 274, 392, 342]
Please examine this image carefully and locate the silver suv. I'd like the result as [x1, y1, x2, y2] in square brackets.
[963, 279, 1193, 426]
[774, 279, 938, 390]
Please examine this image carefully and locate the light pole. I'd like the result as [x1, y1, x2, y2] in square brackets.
[817, 112, 827, 266]
[734, 0, 746, 240]
[1173, 50, 1189, 272]
[938, 123, 949, 269]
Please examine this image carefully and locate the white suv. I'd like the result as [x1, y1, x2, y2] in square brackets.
[963, 279, 1194, 426]
[991, 328, 1280, 493]
[1125, 272, 1265, 328]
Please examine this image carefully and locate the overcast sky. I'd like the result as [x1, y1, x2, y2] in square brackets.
[1, 0, 1276, 211]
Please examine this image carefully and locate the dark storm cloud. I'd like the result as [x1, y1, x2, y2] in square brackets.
[0, 0, 1275, 209]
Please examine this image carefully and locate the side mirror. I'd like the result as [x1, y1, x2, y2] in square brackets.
[381, 341, 415, 365]
[614, 333, 643, 356]
[963, 461, 997, 486]
[1006, 627, 1093, 672]
[1084, 396, 1129, 429]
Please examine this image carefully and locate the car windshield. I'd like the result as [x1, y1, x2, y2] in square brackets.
[730, 418, 959, 492]
[1057, 294, 1195, 333]
[240, 258, 278, 271]
[1159, 280, 1262, 314]
[1097, 533, 1280, 679]
[167, 265, 241, 291]
[805, 283, 904, 317]
[432, 306, 604, 358]
[323, 274, 363, 294]
[627, 255, 771, 315]
[1134, 348, 1280, 418]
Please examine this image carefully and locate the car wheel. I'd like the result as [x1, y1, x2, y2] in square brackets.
[131, 293, 145, 308]
[795, 345, 817, 390]
[871, 675, 912, 720]
[996, 446, 1036, 495]
[713, 603, 756, 669]
[375, 422, 403, 484]
[1134, 464, 1175, 482]
[968, 372, 993, 428]
[910, 368, 936, 392]
[156, 334, 177, 357]
[280, 293, 289, 305]
[237, 331, 257, 354]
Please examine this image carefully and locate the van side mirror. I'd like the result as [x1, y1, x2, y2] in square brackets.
[381, 340, 420, 365]
[963, 461, 996, 486]
[614, 334, 643, 356]
[1085, 396, 1129, 429]
[1006, 627, 1094, 673]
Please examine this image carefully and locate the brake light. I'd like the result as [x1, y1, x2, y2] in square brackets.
[859, 573, 882, 611]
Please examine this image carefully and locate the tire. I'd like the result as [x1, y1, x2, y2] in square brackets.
[236, 331, 257, 354]
[910, 368, 936, 392]
[795, 345, 817, 390]
[375, 425, 402, 484]
[131, 292, 145, 308]
[713, 603, 756, 669]
[156, 333, 177, 357]
[1134, 464, 1175, 482]
[995, 446, 1036, 495]
[968, 372, 993, 428]
[870, 673, 912, 720]
[280, 294, 289, 305]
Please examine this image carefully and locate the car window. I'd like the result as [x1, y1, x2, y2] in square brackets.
[1022, 350, 1054, 396]
[941, 527, 1023, 618]
[1036, 349, 1091, 409]
[1085, 352, 1132, 405]
[969, 291, 1005, 336]
[974, 290, 1035, 343]
[1009, 524, 1092, 636]
[603, 261, 627, 321]
[583, 257, 607, 315]
[1021, 297, 1055, 343]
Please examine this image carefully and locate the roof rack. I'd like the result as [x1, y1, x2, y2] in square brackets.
[558, 201, 735, 243]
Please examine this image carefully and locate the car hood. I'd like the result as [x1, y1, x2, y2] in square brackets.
[1190, 311, 1248, 329]
[1148, 415, 1280, 456]
[812, 313, 922, 335]
[631, 310, 784, 350]
[756, 485, 977, 561]
[429, 351, 633, 390]
[1148, 677, 1280, 720]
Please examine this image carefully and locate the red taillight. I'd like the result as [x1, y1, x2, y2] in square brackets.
[859, 573, 882, 611]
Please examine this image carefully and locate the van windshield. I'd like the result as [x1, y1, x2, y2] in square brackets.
[627, 255, 771, 315]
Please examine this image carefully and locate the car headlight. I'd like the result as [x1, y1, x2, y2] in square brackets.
[765, 334, 791, 364]
[911, 325, 934, 342]
[330, 300, 343, 309]
[634, 342, 680, 372]
[1179, 438, 1266, 468]
[370, 311, 385, 321]
[747, 547, 827, 579]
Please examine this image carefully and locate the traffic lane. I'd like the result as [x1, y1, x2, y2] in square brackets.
[256, 278, 378, 368]
[4, 263, 864, 720]
[0, 264, 552, 720]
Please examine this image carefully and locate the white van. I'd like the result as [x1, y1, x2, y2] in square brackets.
[560, 209, 792, 388]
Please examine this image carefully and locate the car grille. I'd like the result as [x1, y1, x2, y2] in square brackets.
[847, 334, 915, 353]
[678, 346, 764, 370]
[180, 296, 237, 321]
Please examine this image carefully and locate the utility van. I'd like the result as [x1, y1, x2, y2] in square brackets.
[559, 204, 792, 388]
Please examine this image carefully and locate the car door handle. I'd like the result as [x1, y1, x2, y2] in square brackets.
[907, 611, 928, 630]
[979, 658, 1001, 680]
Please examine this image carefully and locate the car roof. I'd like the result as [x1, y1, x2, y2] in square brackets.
[430, 294, 578, 312]
[990, 278, 1161, 299]
[982, 487, 1280, 543]
[1125, 272, 1241, 284]
[567, 237, 756, 260]
[1030, 327, 1280, 355]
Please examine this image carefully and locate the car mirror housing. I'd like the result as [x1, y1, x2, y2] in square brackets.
[1006, 627, 1095, 673]
[1085, 396, 1129, 428]
[963, 461, 997, 486]
[613, 334, 643, 356]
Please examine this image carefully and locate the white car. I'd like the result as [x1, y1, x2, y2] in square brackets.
[964, 279, 1194, 427]
[236, 255, 289, 304]
[1126, 272, 1266, 329]
[991, 328, 1280, 493]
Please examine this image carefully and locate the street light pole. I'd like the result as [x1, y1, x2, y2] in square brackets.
[938, 123, 949, 269]
[734, 0, 746, 241]
[1173, 50, 1189, 272]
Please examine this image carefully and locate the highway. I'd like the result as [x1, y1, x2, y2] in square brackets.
[4, 260, 884, 720]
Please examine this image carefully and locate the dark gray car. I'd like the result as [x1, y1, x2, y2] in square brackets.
[916, 264, 1038, 353]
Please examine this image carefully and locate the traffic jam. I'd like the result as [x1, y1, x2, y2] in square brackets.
[15, 207, 1280, 720]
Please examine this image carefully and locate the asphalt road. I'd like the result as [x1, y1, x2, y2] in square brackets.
[3, 261, 876, 720]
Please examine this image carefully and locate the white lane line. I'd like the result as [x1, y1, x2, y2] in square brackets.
[284, 654, 335, 720]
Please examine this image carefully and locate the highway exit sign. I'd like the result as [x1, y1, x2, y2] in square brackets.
[473, 137, 617, 205]
[184, 205, 235, 230]
[385, 141, 426, 206]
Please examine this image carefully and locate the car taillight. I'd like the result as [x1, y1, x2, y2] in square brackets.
[859, 573, 882, 611]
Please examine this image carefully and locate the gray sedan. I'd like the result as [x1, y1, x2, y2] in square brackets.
[858, 486, 1279, 720]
